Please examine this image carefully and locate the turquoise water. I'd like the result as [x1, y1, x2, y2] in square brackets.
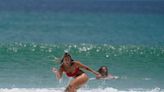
[0, 43, 164, 90]
[0, 12, 164, 45]
[0, 1, 164, 92]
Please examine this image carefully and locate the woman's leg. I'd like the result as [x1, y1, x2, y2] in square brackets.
[65, 73, 88, 92]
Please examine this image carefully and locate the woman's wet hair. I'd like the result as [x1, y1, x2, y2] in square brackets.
[60, 53, 74, 64]
[97, 66, 108, 77]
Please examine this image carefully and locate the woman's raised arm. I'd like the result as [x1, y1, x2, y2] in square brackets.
[52, 67, 63, 80]
[75, 61, 100, 76]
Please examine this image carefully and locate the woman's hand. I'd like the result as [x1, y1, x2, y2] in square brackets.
[95, 72, 102, 79]
[96, 74, 102, 79]
[52, 67, 63, 80]
[52, 67, 58, 73]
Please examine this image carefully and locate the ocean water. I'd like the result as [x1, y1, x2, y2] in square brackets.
[0, 0, 164, 92]
[0, 12, 164, 45]
[0, 43, 164, 92]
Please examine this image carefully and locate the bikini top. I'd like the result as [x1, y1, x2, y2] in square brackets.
[62, 64, 80, 77]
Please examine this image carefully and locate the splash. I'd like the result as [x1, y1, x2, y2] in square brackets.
[0, 87, 163, 92]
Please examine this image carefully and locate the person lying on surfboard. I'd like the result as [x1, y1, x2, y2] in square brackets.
[52, 53, 100, 92]
[96, 66, 118, 79]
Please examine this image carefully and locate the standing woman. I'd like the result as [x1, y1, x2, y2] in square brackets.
[52, 53, 100, 92]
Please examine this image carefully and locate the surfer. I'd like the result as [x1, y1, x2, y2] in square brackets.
[96, 66, 118, 79]
[52, 53, 100, 92]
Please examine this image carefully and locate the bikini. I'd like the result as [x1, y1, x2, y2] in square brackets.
[66, 67, 80, 77]
[62, 64, 82, 77]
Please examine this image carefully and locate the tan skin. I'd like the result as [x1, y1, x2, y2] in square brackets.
[52, 54, 100, 92]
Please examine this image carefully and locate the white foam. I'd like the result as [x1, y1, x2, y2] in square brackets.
[0, 87, 163, 92]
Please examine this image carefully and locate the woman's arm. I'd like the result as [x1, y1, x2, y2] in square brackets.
[75, 61, 100, 76]
[52, 67, 63, 80]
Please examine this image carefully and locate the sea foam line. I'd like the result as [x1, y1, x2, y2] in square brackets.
[0, 87, 163, 92]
